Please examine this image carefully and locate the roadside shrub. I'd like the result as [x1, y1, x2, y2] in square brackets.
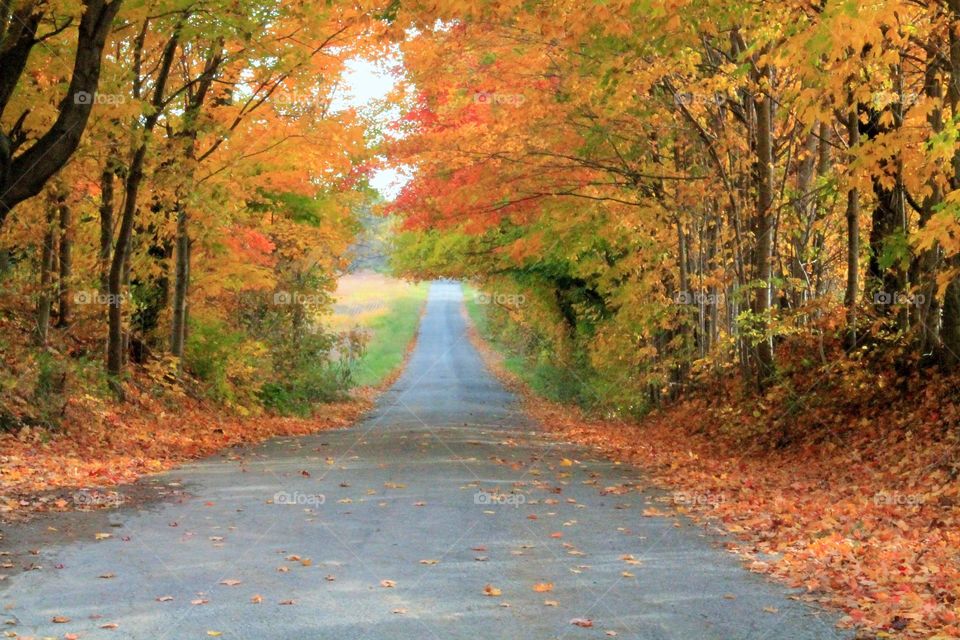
[184, 318, 269, 410]
[259, 332, 361, 416]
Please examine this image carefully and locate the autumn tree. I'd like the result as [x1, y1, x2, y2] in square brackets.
[0, 0, 122, 221]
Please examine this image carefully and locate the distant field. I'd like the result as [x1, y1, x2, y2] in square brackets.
[329, 271, 429, 387]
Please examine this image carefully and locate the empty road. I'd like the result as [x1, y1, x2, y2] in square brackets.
[0, 282, 847, 639]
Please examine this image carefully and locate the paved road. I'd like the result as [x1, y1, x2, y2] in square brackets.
[1, 282, 848, 639]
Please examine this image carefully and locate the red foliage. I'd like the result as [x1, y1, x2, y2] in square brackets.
[222, 227, 277, 267]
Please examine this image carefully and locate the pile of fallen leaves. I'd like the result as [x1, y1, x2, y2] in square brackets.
[467, 320, 960, 639]
[0, 387, 370, 517]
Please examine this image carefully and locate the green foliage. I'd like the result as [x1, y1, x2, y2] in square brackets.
[187, 290, 362, 415]
[258, 349, 354, 416]
[877, 230, 912, 273]
[31, 352, 68, 429]
[185, 318, 269, 408]
[463, 284, 603, 411]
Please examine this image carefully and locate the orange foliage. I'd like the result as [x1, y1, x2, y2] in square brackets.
[0, 387, 371, 517]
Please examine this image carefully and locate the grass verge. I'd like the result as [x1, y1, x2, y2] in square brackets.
[462, 284, 536, 385]
[462, 283, 586, 404]
[331, 272, 428, 388]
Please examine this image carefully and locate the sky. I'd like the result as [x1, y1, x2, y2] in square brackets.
[333, 56, 408, 201]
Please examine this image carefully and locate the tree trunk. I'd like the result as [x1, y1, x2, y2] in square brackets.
[106, 23, 180, 383]
[943, 280, 960, 368]
[789, 130, 818, 308]
[864, 66, 907, 325]
[844, 110, 860, 349]
[98, 161, 115, 292]
[811, 121, 831, 298]
[170, 204, 190, 359]
[106, 148, 145, 380]
[166, 45, 222, 362]
[940, 0, 960, 367]
[752, 66, 776, 386]
[56, 191, 72, 328]
[36, 206, 57, 345]
[911, 57, 945, 361]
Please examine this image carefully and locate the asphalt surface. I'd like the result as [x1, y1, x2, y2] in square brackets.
[0, 282, 849, 639]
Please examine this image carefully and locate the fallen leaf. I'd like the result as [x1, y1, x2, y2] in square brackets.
[483, 584, 502, 597]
